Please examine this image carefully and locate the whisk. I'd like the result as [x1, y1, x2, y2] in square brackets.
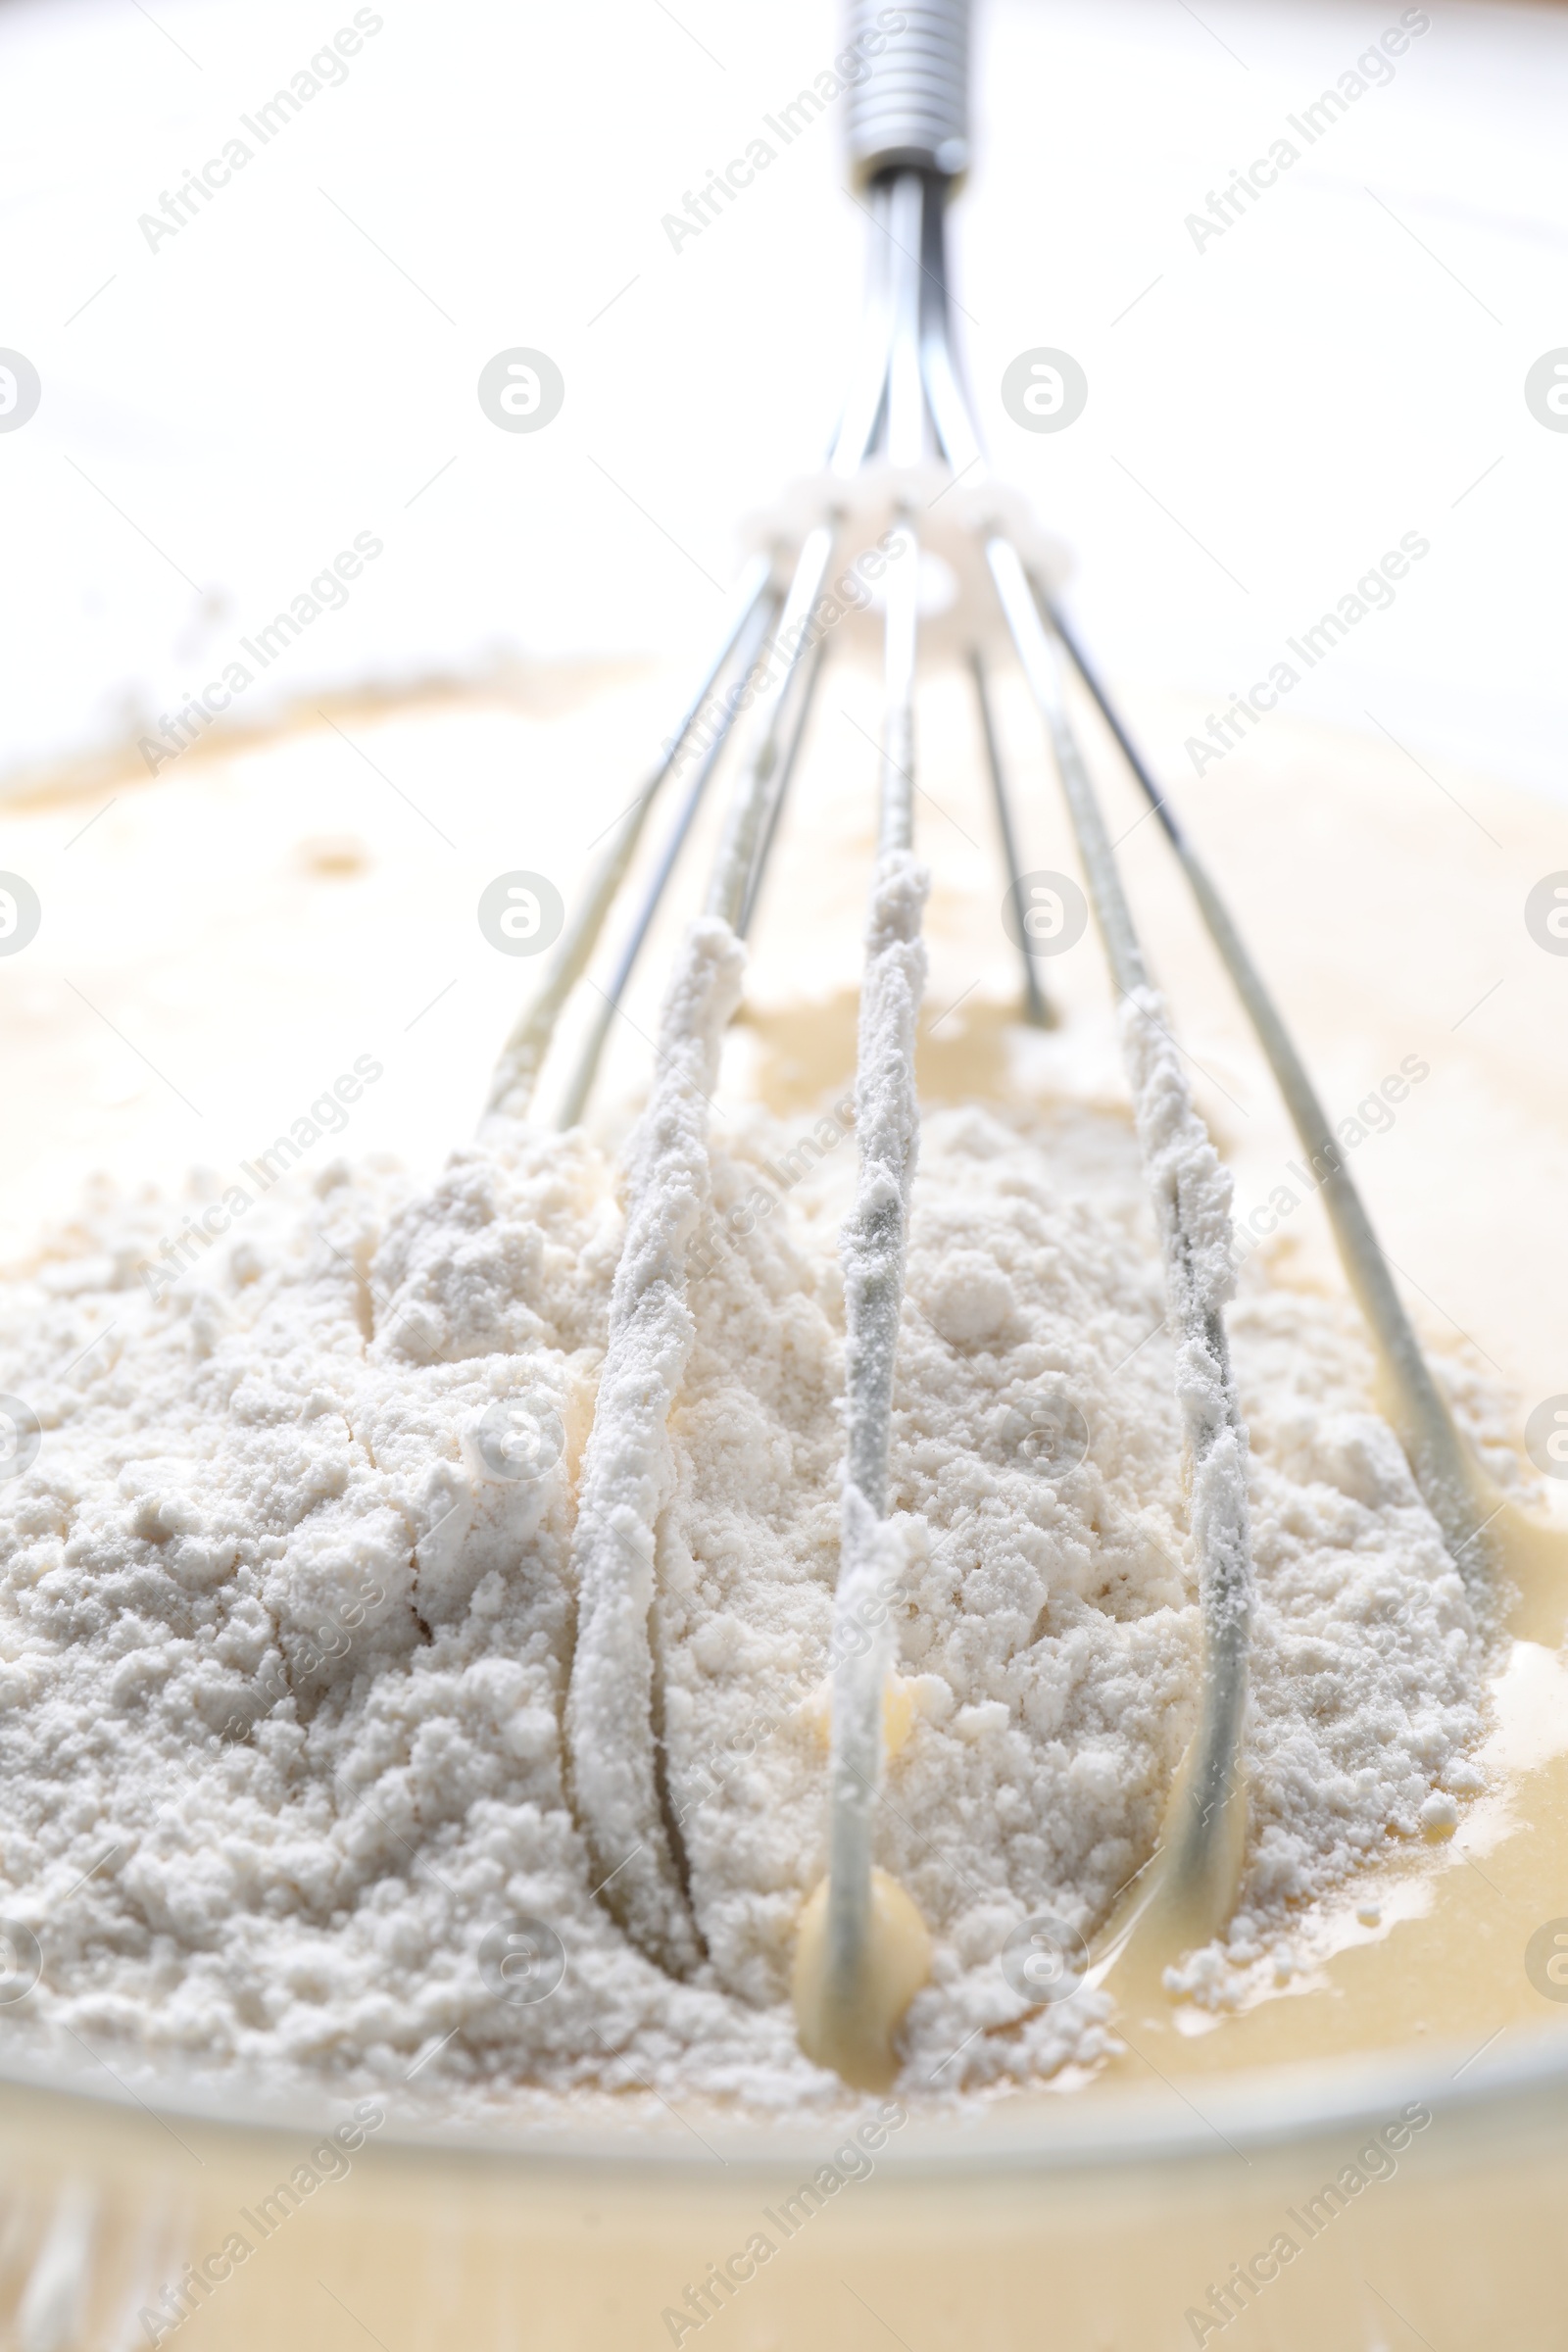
[483, 0, 1567, 2090]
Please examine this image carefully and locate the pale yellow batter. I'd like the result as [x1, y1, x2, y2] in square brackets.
[1, 662, 1565, 2101]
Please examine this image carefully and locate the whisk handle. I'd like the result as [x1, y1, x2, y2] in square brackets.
[843, 0, 970, 186]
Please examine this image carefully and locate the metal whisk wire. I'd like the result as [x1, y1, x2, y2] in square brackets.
[481, 1, 1256, 2083]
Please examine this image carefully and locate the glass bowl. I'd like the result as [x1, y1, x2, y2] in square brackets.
[5, 2017, 1565, 2352]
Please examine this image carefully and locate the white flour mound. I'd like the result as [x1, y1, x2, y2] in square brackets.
[0, 1094, 1498, 2111]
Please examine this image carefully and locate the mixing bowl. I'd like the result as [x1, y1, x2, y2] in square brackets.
[5, 2017, 1566, 2352]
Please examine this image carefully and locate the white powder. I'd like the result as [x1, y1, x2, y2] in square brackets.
[0, 1070, 1499, 2114]
[564, 914, 743, 1980]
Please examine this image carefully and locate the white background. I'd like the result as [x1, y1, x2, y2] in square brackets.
[1, 0, 1565, 799]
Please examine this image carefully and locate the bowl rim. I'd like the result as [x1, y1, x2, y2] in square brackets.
[4, 2016, 1566, 2178]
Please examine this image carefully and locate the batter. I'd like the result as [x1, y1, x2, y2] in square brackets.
[0, 664, 1559, 2115]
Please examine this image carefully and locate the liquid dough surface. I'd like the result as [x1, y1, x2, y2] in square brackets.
[0, 669, 1562, 2116]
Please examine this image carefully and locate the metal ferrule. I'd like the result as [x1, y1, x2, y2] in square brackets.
[842, 0, 969, 185]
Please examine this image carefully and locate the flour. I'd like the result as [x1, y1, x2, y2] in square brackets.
[564, 914, 743, 1979]
[0, 1076, 1498, 2112]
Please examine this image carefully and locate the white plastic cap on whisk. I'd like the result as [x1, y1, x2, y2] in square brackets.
[843, 0, 970, 185]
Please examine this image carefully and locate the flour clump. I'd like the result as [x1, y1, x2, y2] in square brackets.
[0, 1091, 1494, 2111]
